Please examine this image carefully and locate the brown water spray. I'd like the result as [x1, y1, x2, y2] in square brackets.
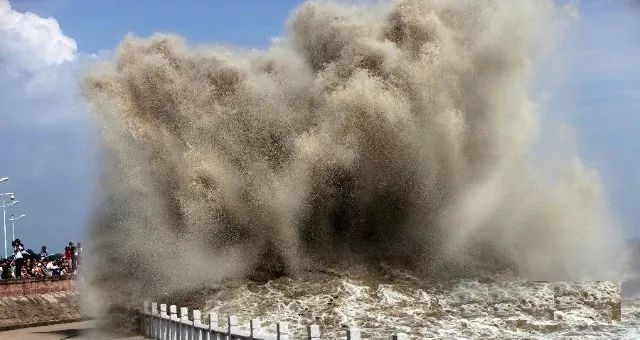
[81, 0, 623, 329]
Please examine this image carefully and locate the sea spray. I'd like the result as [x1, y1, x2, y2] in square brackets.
[82, 0, 623, 329]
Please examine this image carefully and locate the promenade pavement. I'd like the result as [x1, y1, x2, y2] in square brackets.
[0, 320, 144, 339]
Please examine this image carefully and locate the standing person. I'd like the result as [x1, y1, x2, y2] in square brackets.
[69, 242, 77, 273]
[75, 242, 82, 272]
[13, 240, 24, 278]
[64, 243, 72, 268]
[40, 245, 48, 260]
[71, 242, 79, 273]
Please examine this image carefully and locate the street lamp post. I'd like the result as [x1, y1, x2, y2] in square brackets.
[9, 214, 26, 242]
[0, 193, 19, 259]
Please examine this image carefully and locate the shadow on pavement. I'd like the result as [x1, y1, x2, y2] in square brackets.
[34, 328, 90, 338]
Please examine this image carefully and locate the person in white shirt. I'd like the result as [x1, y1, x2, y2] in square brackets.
[12, 240, 25, 278]
[44, 260, 60, 276]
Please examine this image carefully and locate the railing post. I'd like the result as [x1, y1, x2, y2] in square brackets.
[250, 319, 261, 339]
[208, 312, 218, 340]
[170, 305, 179, 340]
[347, 326, 360, 340]
[143, 301, 150, 337]
[192, 310, 202, 340]
[151, 302, 158, 338]
[307, 325, 320, 340]
[227, 315, 238, 337]
[152, 302, 159, 338]
[276, 322, 289, 340]
[392, 333, 408, 340]
[180, 307, 190, 340]
[160, 304, 168, 340]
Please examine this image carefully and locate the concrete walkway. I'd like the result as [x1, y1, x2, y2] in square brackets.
[0, 321, 143, 339]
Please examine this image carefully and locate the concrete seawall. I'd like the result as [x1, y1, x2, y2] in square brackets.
[0, 277, 75, 297]
[0, 277, 86, 331]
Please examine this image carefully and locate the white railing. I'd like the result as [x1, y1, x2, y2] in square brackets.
[141, 301, 410, 340]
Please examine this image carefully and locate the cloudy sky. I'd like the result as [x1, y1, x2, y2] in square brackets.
[0, 0, 638, 256]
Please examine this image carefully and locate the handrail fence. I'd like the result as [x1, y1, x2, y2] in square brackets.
[141, 301, 410, 339]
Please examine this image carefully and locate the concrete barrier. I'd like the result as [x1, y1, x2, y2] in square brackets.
[0, 277, 86, 330]
[0, 276, 75, 297]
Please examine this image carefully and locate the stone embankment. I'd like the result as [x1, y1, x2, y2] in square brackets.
[0, 277, 85, 330]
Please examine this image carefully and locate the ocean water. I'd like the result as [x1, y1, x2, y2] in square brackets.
[200, 268, 639, 339]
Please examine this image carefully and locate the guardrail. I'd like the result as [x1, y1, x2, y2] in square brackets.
[141, 301, 409, 339]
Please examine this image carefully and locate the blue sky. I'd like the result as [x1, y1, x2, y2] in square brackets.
[0, 0, 638, 256]
[554, 0, 640, 240]
[10, 0, 300, 51]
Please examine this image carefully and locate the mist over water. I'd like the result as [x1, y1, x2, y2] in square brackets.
[82, 0, 624, 327]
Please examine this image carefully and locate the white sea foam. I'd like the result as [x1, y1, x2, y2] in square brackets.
[201, 269, 635, 338]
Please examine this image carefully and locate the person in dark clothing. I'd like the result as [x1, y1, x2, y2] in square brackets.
[40, 245, 48, 260]
[1, 260, 12, 279]
[70, 242, 78, 272]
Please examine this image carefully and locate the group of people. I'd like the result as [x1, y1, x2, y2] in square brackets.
[0, 239, 83, 280]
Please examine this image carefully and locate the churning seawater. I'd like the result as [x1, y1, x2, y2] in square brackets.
[197, 267, 638, 339]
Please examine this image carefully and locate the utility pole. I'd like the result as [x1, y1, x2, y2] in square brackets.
[9, 214, 26, 242]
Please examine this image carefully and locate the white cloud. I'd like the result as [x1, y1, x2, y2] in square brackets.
[0, 0, 88, 126]
[0, 0, 76, 73]
[0, 2, 96, 253]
